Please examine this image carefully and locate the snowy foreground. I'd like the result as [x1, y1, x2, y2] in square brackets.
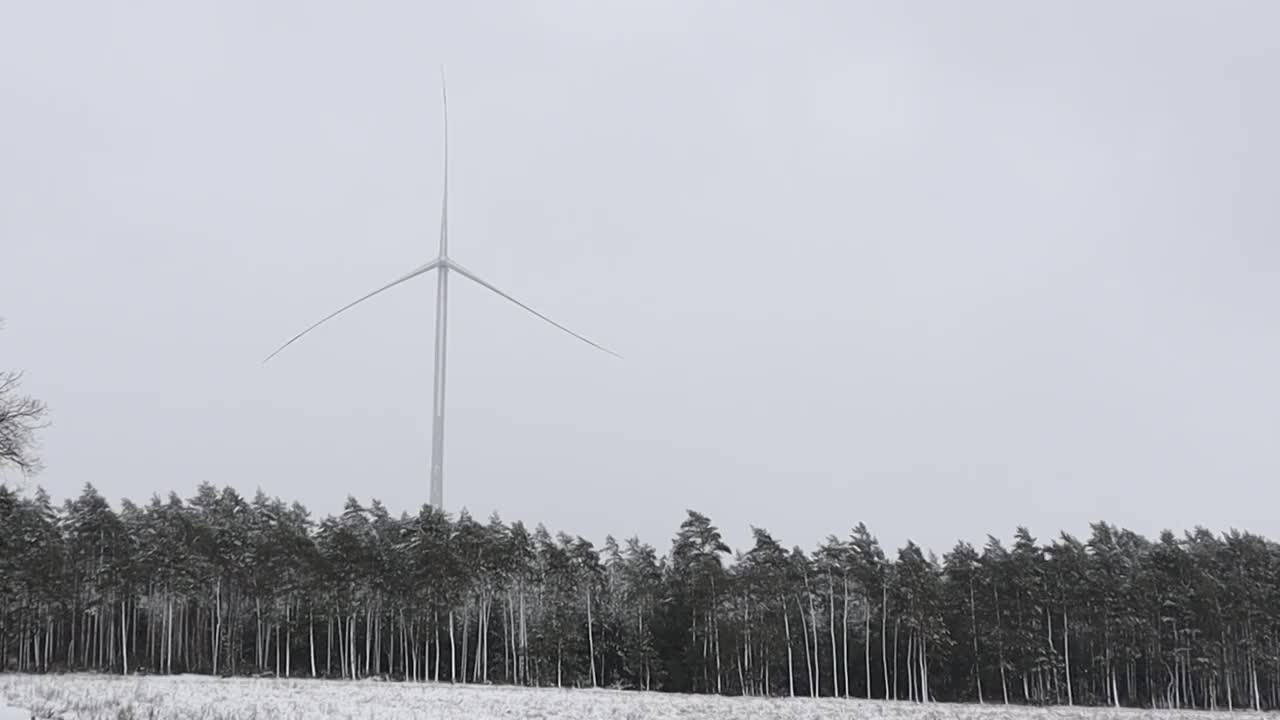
[0, 675, 1268, 720]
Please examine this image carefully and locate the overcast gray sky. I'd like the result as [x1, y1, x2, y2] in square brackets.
[3, 1, 1278, 556]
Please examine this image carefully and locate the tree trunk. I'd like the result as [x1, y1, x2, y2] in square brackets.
[519, 586, 528, 687]
[212, 580, 220, 676]
[863, 590, 872, 699]
[448, 609, 457, 683]
[364, 603, 373, 677]
[881, 584, 890, 700]
[841, 576, 849, 698]
[166, 595, 174, 675]
[798, 596, 814, 697]
[969, 578, 982, 703]
[482, 597, 490, 683]
[906, 628, 915, 702]
[1063, 609, 1072, 705]
[505, 593, 514, 684]
[714, 608, 722, 694]
[920, 626, 929, 702]
[993, 584, 1009, 704]
[309, 611, 316, 678]
[828, 574, 840, 698]
[434, 611, 441, 683]
[332, 609, 343, 671]
[1251, 647, 1262, 712]
[348, 614, 357, 680]
[736, 633, 746, 695]
[782, 597, 796, 698]
[892, 618, 900, 701]
[460, 602, 470, 683]
[586, 587, 597, 688]
[120, 600, 129, 675]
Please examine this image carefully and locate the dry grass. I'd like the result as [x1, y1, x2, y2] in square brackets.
[0, 674, 1266, 720]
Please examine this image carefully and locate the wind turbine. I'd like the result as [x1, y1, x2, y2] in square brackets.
[264, 70, 619, 511]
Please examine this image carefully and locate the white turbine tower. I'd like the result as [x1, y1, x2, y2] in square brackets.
[265, 71, 619, 510]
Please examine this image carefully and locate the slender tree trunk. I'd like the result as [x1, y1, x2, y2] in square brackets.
[67, 610, 75, 673]
[461, 601, 471, 684]
[892, 618, 900, 701]
[472, 599, 483, 683]
[763, 637, 770, 697]
[434, 611, 442, 683]
[993, 584, 1009, 704]
[863, 590, 872, 699]
[165, 595, 174, 675]
[736, 617, 747, 696]
[482, 597, 490, 683]
[798, 597, 814, 697]
[964, 578, 982, 703]
[519, 586, 528, 687]
[586, 587, 597, 687]
[337, 614, 345, 679]
[828, 574, 840, 698]
[714, 607, 723, 694]
[1251, 645, 1262, 712]
[254, 598, 262, 672]
[1063, 608, 1072, 706]
[1105, 639, 1118, 709]
[782, 597, 796, 698]
[212, 580, 220, 676]
[504, 593, 512, 684]
[349, 614, 357, 680]
[448, 609, 457, 683]
[1225, 634, 1234, 712]
[309, 611, 316, 678]
[373, 609, 381, 677]
[920, 625, 929, 702]
[1111, 661, 1119, 709]
[841, 576, 850, 698]
[906, 628, 916, 702]
[120, 600, 129, 675]
[807, 590, 820, 697]
[881, 585, 890, 700]
[364, 603, 372, 677]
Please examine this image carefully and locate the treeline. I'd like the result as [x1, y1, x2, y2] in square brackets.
[1, 483, 1278, 712]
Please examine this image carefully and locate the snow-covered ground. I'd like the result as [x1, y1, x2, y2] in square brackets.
[0, 674, 1265, 720]
[0, 704, 31, 720]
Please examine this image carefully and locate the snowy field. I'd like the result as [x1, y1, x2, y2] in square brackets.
[0, 675, 1267, 720]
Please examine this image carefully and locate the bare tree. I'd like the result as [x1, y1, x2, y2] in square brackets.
[0, 319, 48, 474]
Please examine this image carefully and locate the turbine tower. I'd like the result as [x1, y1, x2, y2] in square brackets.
[265, 70, 619, 510]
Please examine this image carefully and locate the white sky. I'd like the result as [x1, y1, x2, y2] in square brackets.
[3, 1, 1278, 556]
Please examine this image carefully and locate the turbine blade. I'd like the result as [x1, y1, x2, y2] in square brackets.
[438, 66, 449, 259]
[448, 261, 621, 359]
[263, 260, 441, 363]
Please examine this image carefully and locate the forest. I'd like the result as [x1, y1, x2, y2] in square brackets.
[1, 482, 1278, 714]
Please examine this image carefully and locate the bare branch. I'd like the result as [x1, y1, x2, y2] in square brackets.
[0, 339, 49, 474]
